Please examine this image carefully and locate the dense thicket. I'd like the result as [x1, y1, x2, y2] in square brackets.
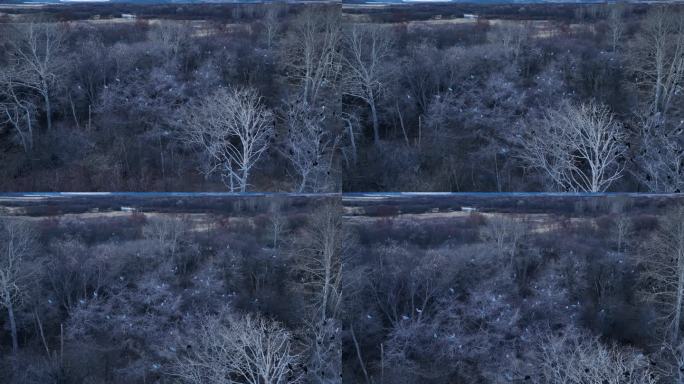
[2, 196, 684, 383]
[0, 197, 346, 383]
[0, 3, 342, 192]
[342, 198, 684, 383]
[342, 3, 684, 192]
[3, 3, 684, 192]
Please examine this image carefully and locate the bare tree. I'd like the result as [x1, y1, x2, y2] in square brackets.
[0, 71, 36, 153]
[480, 215, 527, 266]
[179, 87, 273, 192]
[297, 202, 351, 323]
[45, 238, 108, 313]
[630, 7, 684, 118]
[294, 204, 351, 384]
[174, 313, 301, 384]
[282, 101, 339, 193]
[148, 21, 191, 62]
[0, 220, 35, 358]
[142, 215, 198, 275]
[518, 101, 626, 192]
[633, 114, 684, 193]
[143, 215, 188, 256]
[367, 243, 448, 329]
[269, 199, 288, 256]
[4, 23, 65, 131]
[262, 6, 281, 51]
[637, 207, 684, 344]
[612, 213, 632, 254]
[340, 111, 360, 166]
[489, 22, 531, 60]
[283, 6, 340, 105]
[651, 341, 684, 383]
[535, 327, 656, 384]
[625, 7, 684, 193]
[607, 3, 625, 52]
[301, 318, 341, 384]
[342, 24, 394, 144]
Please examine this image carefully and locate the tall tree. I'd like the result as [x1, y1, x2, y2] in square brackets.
[607, 3, 625, 52]
[632, 114, 684, 193]
[480, 215, 527, 266]
[4, 23, 65, 132]
[0, 71, 36, 153]
[536, 327, 656, 384]
[342, 24, 394, 144]
[297, 202, 351, 322]
[174, 313, 301, 384]
[518, 101, 626, 192]
[283, 6, 340, 106]
[179, 87, 273, 192]
[0, 220, 35, 359]
[637, 207, 684, 344]
[262, 6, 281, 52]
[294, 203, 349, 384]
[630, 7, 684, 119]
[282, 101, 339, 193]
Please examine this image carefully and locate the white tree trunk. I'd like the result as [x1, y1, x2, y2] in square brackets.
[7, 300, 18, 357]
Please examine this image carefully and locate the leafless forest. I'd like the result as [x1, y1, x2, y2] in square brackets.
[1, 3, 684, 192]
[0, 194, 683, 383]
[342, 3, 684, 192]
[343, 194, 683, 383]
[2, 1, 684, 384]
[0, 194, 341, 383]
[1, 3, 342, 192]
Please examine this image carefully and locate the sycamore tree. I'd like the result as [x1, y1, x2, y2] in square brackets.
[0, 220, 35, 359]
[518, 101, 626, 192]
[179, 87, 273, 192]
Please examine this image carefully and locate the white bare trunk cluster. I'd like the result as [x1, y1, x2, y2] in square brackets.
[633, 115, 684, 193]
[637, 207, 684, 344]
[342, 24, 394, 144]
[6, 23, 64, 131]
[262, 7, 281, 51]
[143, 215, 190, 262]
[608, 4, 625, 52]
[480, 215, 527, 265]
[519, 101, 626, 192]
[536, 327, 656, 384]
[174, 313, 301, 384]
[298, 203, 349, 323]
[284, 7, 341, 106]
[0, 23, 64, 151]
[0, 220, 35, 358]
[148, 21, 190, 62]
[269, 199, 287, 255]
[0, 73, 36, 153]
[630, 7, 684, 119]
[179, 87, 273, 192]
[283, 102, 339, 193]
[628, 8, 684, 192]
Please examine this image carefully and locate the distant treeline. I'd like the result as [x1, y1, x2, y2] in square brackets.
[342, 2, 653, 23]
[0, 1, 331, 22]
